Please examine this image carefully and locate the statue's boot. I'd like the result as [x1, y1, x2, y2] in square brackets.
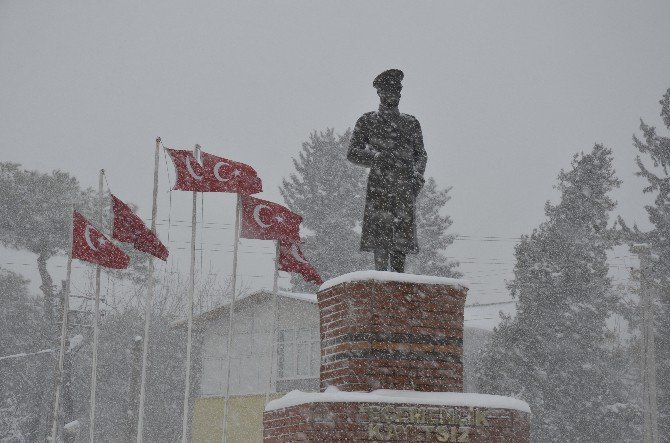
[374, 249, 389, 271]
[390, 251, 405, 273]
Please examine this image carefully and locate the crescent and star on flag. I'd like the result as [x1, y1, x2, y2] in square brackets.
[73, 211, 130, 269]
[185, 156, 242, 183]
[289, 243, 309, 264]
[184, 152, 244, 183]
[186, 156, 203, 180]
[213, 162, 242, 182]
[84, 224, 109, 251]
[252, 204, 287, 229]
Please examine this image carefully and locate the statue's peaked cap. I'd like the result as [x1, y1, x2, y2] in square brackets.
[373, 69, 404, 92]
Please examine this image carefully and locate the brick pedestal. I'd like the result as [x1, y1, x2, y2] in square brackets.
[264, 272, 531, 442]
[318, 275, 466, 393]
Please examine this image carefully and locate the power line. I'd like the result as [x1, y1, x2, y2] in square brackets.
[0, 348, 55, 362]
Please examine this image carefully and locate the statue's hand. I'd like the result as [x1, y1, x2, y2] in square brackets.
[369, 137, 396, 152]
[373, 151, 398, 169]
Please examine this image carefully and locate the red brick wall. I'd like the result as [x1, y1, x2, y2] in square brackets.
[318, 280, 467, 393]
[264, 401, 530, 442]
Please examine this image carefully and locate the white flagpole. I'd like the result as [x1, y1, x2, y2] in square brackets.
[137, 137, 161, 442]
[88, 169, 104, 442]
[181, 145, 199, 443]
[230, 194, 241, 306]
[50, 204, 75, 442]
[221, 194, 241, 443]
[265, 240, 280, 405]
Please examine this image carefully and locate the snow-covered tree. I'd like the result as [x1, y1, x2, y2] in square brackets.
[0, 270, 41, 356]
[477, 145, 634, 441]
[280, 129, 459, 290]
[407, 177, 460, 277]
[0, 163, 95, 330]
[0, 164, 146, 330]
[0, 396, 28, 443]
[0, 270, 49, 441]
[619, 87, 670, 435]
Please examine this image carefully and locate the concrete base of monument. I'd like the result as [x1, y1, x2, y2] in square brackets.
[263, 387, 531, 442]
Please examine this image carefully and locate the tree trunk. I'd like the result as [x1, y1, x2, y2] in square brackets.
[35, 253, 57, 441]
[37, 252, 55, 328]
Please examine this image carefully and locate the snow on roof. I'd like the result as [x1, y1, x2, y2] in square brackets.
[320, 270, 469, 292]
[207, 288, 317, 311]
[171, 288, 318, 327]
[464, 301, 516, 331]
[266, 386, 530, 413]
[275, 289, 317, 304]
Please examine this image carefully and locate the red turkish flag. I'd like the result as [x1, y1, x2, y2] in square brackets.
[167, 148, 263, 194]
[240, 195, 301, 242]
[166, 148, 210, 192]
[111, 195, 169, 261]
[201, 152, 262, 195]
[278, 239, 323, 285]
[72, 211, 129, 269]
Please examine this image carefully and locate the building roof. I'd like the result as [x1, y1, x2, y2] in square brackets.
[172, 289, 317, 327]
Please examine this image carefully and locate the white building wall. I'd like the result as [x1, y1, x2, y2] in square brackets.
[199, 294, 319, 397]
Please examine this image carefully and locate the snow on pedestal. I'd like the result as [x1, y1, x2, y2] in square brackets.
[264, 272, 530, 442]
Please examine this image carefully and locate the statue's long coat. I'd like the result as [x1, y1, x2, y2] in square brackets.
[347, 109, 427, 253]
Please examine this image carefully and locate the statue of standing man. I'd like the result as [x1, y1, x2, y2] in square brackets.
[347, 69, 427, 273]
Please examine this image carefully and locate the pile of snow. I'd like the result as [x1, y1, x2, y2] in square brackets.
[266, 386, 529, 413]
[63, 420, 81, 435]
[276, 289, 317, 304]
[68, 334, 84, 352]
[320, 270, 469, 292]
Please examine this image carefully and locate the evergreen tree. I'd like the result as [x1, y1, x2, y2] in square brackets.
[280, 129, 368, 291]
[621, 87, 670, 435]
[477, 145, 633, 441]
[407, 177, 460, 277]
[280, 129, 459, 291]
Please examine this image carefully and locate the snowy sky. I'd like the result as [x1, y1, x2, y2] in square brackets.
[2, 1, 670, 309]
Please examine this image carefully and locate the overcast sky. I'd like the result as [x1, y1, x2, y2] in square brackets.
[2, 1, 670, 308]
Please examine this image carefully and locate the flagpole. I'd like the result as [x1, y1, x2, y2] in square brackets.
[230, 194, 240, 302]
[50, 204, 75, 442]
[88, 169, 104, 442]
[265, 240, 280, 405]
[137, 137, 161, 443]
[181, 145, 199, 443]
[221, 194, 241, 443]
